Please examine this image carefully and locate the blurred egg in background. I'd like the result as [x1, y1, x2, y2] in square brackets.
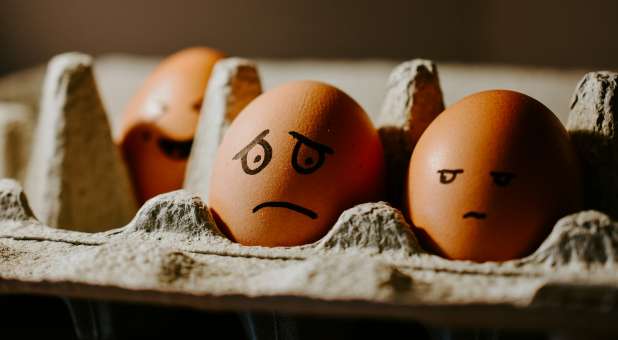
[117, 47, 224, 203]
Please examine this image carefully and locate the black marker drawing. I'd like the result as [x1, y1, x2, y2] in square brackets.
[463, 211, 487, 219]
[437, 169, 464, 184]
[288, 131, 334, 174]
[233, 129, 273, 175]
[192, 97, 203, 112]
[490, 171, 516, 187]
[158, 138, 193, 159]
[141, 130, 152, 142]
[253, 201, 318, 219]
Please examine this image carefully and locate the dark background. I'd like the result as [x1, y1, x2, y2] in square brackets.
[1, 0, 617, 75]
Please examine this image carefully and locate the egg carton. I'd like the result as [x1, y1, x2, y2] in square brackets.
[0, 52, 617, 333]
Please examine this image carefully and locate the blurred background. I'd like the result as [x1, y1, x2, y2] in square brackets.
[1, 0, 617, 75]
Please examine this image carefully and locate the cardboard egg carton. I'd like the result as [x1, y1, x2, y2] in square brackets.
[0, 53, 618, 332]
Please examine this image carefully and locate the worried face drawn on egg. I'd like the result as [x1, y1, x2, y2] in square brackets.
[209, 80, 386, 247]
[117, 47, 225, 204]
[232, 129, 335, 219]
[407, 90, 582, 262]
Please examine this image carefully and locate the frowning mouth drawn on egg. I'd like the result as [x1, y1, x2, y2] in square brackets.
[158, 138, 193, 160]
[252, 201, 318, 219]
[463, 211, 487, 219]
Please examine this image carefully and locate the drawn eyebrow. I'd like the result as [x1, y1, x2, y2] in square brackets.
[233, 129, 271, 160]
[437, 169, 464, 174]
[288, 131, 334, 154]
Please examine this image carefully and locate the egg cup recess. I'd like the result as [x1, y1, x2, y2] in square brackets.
[1, 51, 618, 328]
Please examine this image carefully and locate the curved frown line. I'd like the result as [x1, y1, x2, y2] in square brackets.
[252, 201, 318, 219]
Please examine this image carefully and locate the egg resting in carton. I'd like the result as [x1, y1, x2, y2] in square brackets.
[0, 53, 617, 332]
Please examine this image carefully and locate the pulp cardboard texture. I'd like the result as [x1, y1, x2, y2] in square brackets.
[567, 72, 618, 219]
[0, 53, 617, 331]
[378, 60, 444, 205]
[0, 102, 31, 182]
[23, 53, 137, 232]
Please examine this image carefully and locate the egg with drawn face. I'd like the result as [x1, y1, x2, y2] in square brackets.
[407, 90, 582, 262]
[117, 47, 225, 204]
[209, 80, 386, 247]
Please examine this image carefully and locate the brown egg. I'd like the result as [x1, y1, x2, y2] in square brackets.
[407, 90, 581, 262]
[117, 47, 225, 203]
[209, 80, 385, 247]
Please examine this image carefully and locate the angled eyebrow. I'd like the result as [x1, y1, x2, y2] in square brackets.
[233, 129, 270, 160]
[288, 131, 334, 154]
[490, 171, 515, 177]
[437, 169, 464, 173]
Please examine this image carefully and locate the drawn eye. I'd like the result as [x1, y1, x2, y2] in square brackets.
[158, 138, 193, 160]
[437, 169, 464, 184]
[289, 131, 334, 175]
[192, 98, 203, 112]
[233, 129, 272, 175]
[490, 171, 516, 187]
[141, 130, 152, 142]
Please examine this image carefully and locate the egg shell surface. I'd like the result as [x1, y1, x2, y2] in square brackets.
[407, 90, 582, 262]
[209, 80, 386, 247]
